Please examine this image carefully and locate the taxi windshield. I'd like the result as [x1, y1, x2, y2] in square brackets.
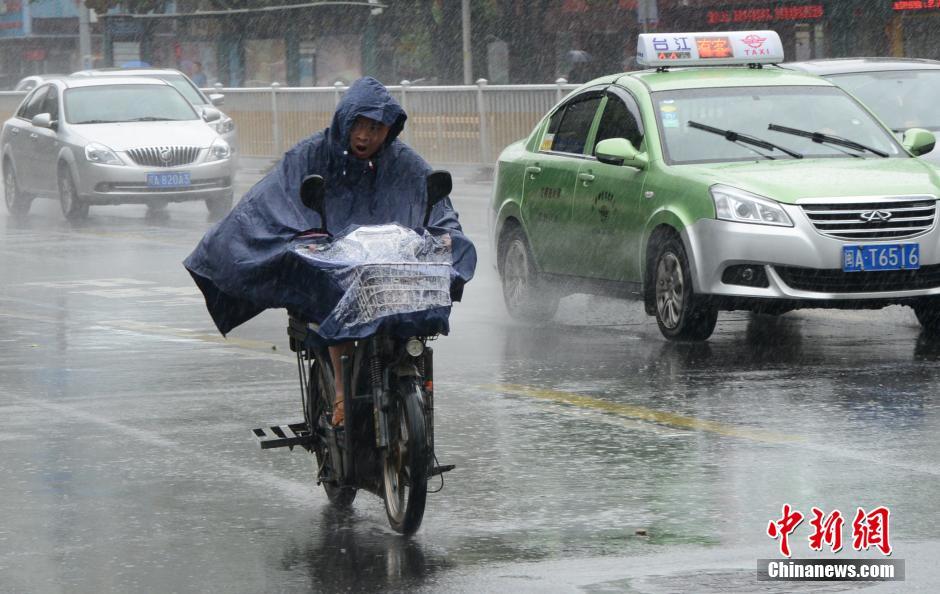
[653, 86, 904, 165]
[827, 70, 940, 132]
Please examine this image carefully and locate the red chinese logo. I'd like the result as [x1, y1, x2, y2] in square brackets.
[767, 504, 804, 557]
[852, 506, 892, 556]
[808, 507, 844, 553]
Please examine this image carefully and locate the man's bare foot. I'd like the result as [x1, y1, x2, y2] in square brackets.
[331, 397, 345, 427]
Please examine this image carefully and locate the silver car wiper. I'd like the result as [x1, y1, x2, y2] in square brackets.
[128, 117, 179, 122]
[689, 121, 803, 160]
[768, 123, 889, 158]
[74, 119, 118, 124]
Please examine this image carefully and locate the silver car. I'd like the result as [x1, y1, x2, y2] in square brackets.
[71, 68, 237, 154]
[1, 77, 234, 220]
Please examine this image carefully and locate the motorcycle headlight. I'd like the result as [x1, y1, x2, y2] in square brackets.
[85, 143, 123, 165]
[710, 184, 793, 227]
[405, 338, 424, 358]
[206, 138, 231, 162]
[213, 116, 235, 135]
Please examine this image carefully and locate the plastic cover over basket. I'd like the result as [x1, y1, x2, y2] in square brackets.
[293, 224, 453, 335]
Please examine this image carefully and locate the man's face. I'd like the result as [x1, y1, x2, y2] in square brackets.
[349, 116, 390, 160]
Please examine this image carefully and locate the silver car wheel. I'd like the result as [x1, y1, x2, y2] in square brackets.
[656, 252, 684, 330]
[3, 167, 16, 210]
[59, 173, 74, 216]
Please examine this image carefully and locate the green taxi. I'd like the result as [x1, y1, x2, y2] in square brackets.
[489, 30, 940, 341]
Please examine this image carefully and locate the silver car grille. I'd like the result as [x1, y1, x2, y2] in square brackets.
[126, 146, 200, 167]
[799, 196, 937, 240]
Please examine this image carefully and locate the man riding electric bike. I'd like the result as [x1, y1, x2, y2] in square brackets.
[184, 77, 476, 534]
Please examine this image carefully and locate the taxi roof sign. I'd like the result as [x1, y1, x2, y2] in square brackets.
[636, 31, 784, 68]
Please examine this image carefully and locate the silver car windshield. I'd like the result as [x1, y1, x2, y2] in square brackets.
[827, 70, 940, 132]
[652, 86, 904, 165]
[65, 85, 200, 124]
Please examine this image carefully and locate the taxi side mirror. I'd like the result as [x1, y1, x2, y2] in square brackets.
[902, 128, 936, 157]
[595, 137, 647, 169]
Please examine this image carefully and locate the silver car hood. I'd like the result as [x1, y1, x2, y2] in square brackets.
[72, 120, 219, 151]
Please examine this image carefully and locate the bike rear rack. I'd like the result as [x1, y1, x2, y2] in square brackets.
[252, 422, 313, 450]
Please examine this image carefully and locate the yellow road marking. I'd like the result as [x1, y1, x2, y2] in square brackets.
[488, 383, 802, 444]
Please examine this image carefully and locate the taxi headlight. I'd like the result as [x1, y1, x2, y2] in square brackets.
[710, 185, 793, 227]
[85, 143, 123, 165]
[206, 138, 231, 162]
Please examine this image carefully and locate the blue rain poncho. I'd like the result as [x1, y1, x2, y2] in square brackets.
[183, 77, 477, 341]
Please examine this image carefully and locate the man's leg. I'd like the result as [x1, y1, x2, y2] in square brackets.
[328, 342, 355, 426]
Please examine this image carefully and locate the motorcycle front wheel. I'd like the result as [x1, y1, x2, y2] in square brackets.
[383, 380, 430, 535]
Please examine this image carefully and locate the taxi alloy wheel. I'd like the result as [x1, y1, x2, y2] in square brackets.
[3, 163, 31, 216]
[499, 228, 558, 322]
[653, 237, 717, 341]
[58, 168, 89, 221]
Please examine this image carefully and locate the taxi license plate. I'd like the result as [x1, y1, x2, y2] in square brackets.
[147, 172, 191, 188]
[842, 243, 919, 272]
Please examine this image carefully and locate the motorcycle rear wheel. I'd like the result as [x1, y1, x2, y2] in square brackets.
[383, 380, 429, 535]
[308, 359, 357, 507]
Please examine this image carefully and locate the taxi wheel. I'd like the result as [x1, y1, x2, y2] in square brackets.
[3, 162, 32, 216]
[653, 237, 717, 341]
[499, 227, 559, 322]
[206, 193, 233, 219]
[913, 302, 940, 334]
[58, 168, 89, 221]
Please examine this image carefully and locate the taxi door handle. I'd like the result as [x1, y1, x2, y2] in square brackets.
[578, 172, 595, 183]
[525, 166, 542, 177]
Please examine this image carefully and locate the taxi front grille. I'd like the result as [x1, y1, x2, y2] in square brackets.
[775, 264, 940, 293]
[799, 197, 937, 240]
[127, 146, 201, 167]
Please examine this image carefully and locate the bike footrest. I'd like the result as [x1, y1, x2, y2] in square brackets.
[252, 422, 312, 450]
[430, 464, 455, 476]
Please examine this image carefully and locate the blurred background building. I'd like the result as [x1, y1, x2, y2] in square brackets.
[1, 0, 939, 89]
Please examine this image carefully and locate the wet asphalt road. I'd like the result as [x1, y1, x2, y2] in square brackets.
[2, 166, 940, 593]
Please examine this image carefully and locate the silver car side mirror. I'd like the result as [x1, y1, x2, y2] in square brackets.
[202, 107, 222, 123]
[31, 113, 55, 130]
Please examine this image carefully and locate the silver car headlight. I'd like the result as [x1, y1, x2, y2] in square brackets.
[213, 116, 235, 135]
[710, 184, 793, 227]
[206, 138, 231, 162]
[85, 143, 123, 166]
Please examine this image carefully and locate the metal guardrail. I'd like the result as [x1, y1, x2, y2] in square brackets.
[0, 80, 580, 165]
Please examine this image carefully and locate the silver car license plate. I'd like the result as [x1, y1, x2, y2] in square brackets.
[147, 172, 191, 188]
[842, 243, 919, 272]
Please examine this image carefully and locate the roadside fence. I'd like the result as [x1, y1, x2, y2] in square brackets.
[0, 79, 579, 166]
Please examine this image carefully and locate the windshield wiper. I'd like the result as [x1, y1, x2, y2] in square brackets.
[74, 119, 118, 124]
[768, 123, 889, 158]
[688, 121, 803, 160]
[128, 117, 178, 122]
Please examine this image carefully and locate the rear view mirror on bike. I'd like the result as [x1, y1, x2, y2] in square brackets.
[300, 174, 327, 231]
[424, 170, 452, 227]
